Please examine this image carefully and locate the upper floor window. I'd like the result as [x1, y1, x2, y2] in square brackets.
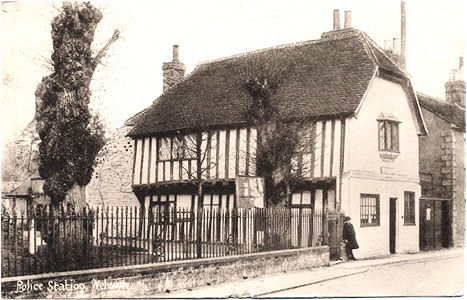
[377, 114, 401, 161]
[158, 135, 197, 161]
[378, 120, 399, 151]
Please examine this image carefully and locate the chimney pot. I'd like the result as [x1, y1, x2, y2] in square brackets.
[384, 40, 392, 51]
[459, 57, 464, 70]
[333, 9, 341, 30]
[393, 38, 400, 55]
[173, 45, 179, 62]
[344, 11, 352, 28]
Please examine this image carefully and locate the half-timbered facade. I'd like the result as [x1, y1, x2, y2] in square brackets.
[129, 25, 427, 257]
[131, 119, 342, 210]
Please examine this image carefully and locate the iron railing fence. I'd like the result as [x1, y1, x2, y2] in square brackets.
[1, 206, 325, 277]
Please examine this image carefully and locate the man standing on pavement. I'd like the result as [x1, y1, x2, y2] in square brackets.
[343, 216, 359, 260]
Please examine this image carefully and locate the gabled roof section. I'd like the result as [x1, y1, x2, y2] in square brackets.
[417, 92, 466, 131]
[129, 29, 417, 137]
[5, 173, 41, 197]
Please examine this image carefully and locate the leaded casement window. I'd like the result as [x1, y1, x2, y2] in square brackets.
[404, 191, 416, 225]
[158, 135, 197, 161]
[377, 114, 401, 161]
[171, 136, 184, 159]
[378, 120, 399, 151]
[291, 126, 314, 177]
[158, 137, 172, 161]
[360, 194, 380, 227]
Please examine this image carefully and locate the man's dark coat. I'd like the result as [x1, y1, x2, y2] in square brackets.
[343, 222, 359, 249]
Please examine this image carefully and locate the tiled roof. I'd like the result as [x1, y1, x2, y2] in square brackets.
[129, 29, 410, 136]
[124, 106, 151, 126]
[417, 93, 465, 131]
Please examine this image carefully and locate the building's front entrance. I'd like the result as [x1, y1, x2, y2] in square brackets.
[419, 198, 450, 250]
[389, 198, 397, 254]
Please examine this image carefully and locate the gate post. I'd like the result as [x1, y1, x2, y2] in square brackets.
[322, 209, 329, 246]
[324, 210, 344, 260]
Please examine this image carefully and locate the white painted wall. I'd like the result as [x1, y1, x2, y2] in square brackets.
[345, 77, 420, 179]
[341, 176, 420, 257]
[341, 76, 421, 257]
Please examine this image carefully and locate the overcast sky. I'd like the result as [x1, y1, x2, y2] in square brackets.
[1, 0, 465, 145]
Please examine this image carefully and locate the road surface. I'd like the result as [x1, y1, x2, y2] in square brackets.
[264, 254, 463, 297]
[156, 249, 463, 298]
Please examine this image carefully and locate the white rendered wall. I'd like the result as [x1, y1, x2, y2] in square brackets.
[341, 76, 421, 257]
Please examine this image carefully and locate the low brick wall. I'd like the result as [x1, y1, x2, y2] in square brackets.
[2, 246, 329, 298]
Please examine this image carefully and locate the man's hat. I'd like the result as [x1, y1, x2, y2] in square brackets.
[344, 216, 351, 221]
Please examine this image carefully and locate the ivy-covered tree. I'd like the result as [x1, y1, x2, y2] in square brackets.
[35, 2, 118, 210]
[237, 51, 313, 206]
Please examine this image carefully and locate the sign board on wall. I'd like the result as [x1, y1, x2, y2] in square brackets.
[235, 176, 265, 208]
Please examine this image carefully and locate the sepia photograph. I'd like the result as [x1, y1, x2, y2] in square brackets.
[1, 0, 465, 298]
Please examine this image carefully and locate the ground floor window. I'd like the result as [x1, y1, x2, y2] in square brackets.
[404, 191, 415, 225]
[360, 194, 380, 227]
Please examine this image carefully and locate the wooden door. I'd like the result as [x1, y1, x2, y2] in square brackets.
[389, 198, 397, 254]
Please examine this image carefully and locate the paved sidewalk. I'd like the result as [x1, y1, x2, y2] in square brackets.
[154, 247, 464, 298]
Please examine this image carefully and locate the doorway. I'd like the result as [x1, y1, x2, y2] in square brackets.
[419, 199, 450, 250]
[389, 198, 397, 254]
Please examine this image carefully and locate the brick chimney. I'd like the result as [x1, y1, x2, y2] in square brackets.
[445, 57, 465, 108]
[333, 9, 341, 30]
[322, 9, 359, 40]
[162, 45, 185, 93]
[344, 11, 352, 29]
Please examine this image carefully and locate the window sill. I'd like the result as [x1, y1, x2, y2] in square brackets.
[379, 150, 400, 162]
[360, 223, 380, 228]
[404, 223, 416, 226]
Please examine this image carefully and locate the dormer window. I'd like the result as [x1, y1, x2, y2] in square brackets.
[377, 114, 401, 161]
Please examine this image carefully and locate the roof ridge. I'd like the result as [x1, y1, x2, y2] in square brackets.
[417, 92, 465, 130]
[129, 30, 408, 137]
[416, 92, 445, 103]
[417, 92, 466, 111]
[357, 31, 379, 67]
[421, 104, 465, 128]
[194, 35, 359, 70]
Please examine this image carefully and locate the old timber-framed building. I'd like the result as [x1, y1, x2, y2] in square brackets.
[128, 13, 427, 257]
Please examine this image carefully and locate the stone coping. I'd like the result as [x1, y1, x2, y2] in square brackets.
[1, 246, 329, 284]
